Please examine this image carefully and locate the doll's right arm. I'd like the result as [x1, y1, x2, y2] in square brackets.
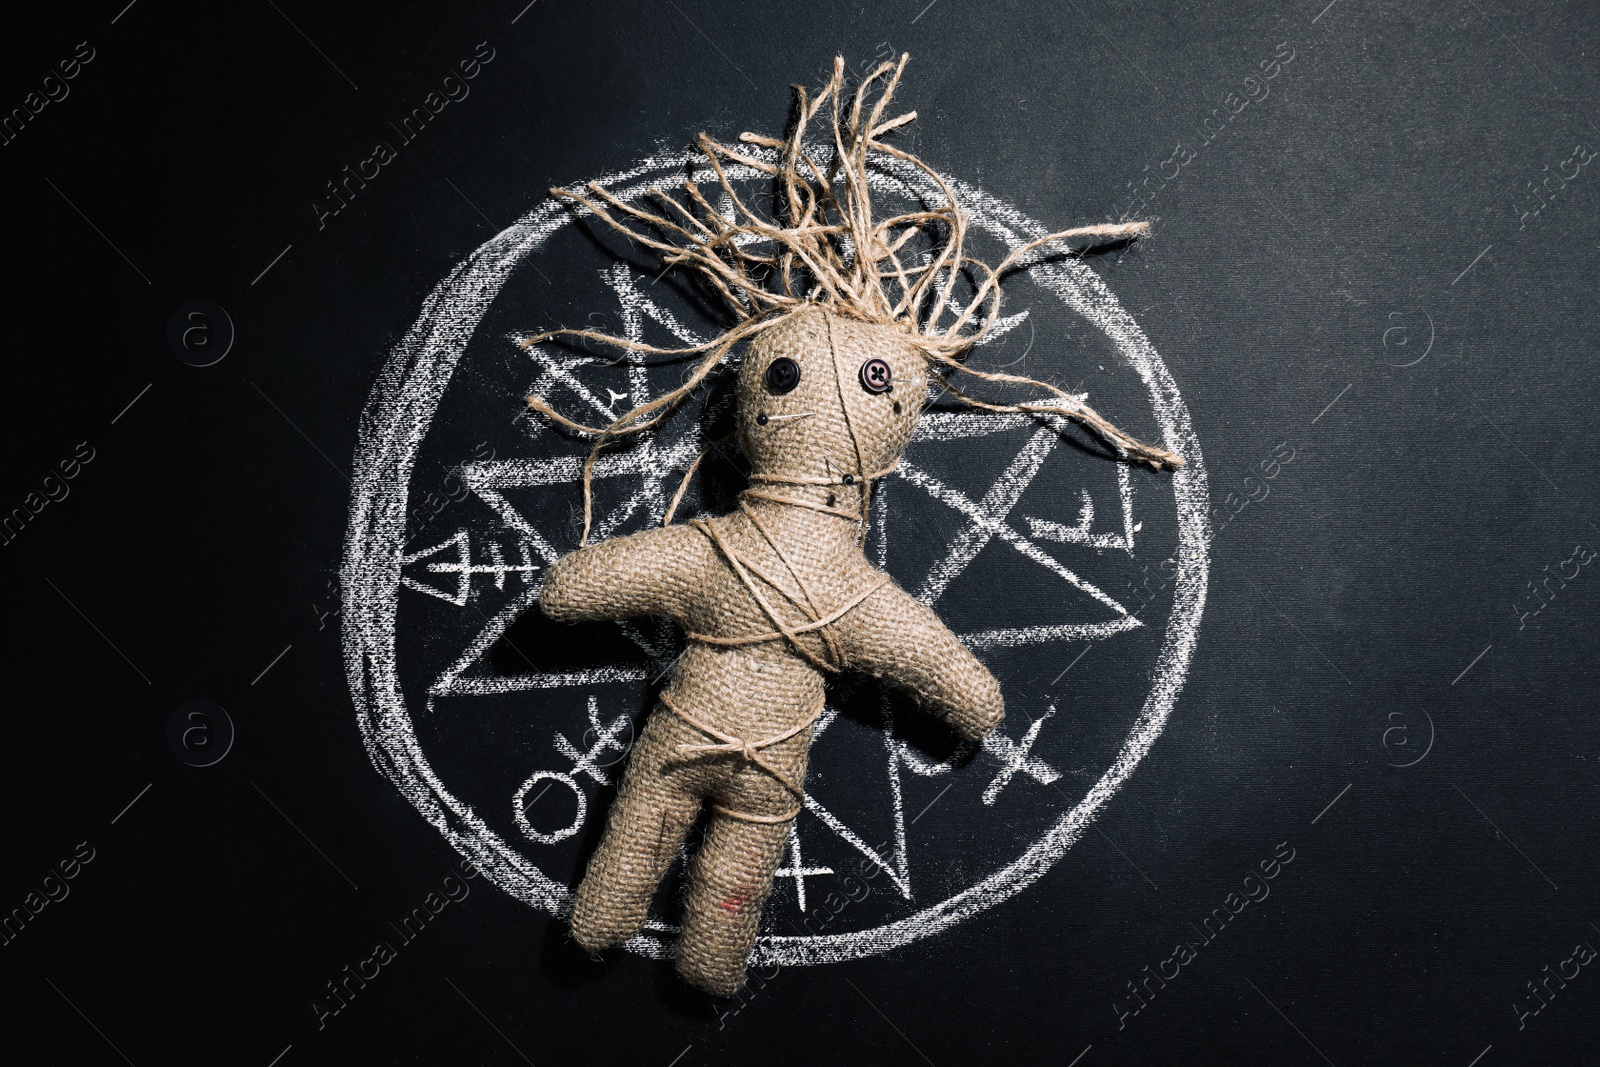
[540, 525, 711, 623]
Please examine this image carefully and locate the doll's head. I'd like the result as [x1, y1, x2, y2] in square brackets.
[736, 309, 925, 484]
[522, 55, 1177, 543]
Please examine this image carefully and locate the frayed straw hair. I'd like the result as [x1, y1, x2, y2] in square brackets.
[524, 54, 1183, 542]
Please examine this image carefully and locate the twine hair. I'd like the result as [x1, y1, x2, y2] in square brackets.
[523, 54, 1183, 544]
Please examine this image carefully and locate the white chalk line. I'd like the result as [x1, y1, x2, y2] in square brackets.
[898, 452, 1133, 616]
[961, 615, 1142, 652]
[984, 706, 1056, 805]
[775, 823, 834, 911]
[1026, 463, 1137, 553]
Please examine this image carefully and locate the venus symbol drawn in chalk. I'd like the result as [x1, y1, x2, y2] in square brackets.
[343, 146, 1210, 967]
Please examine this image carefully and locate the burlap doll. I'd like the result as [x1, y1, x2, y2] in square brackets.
[526, 55, 1183, 996]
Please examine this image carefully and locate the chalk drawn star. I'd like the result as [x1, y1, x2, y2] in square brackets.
[401, 261, 1153, 912]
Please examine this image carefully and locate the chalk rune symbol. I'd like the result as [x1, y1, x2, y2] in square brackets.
[402, 529, 539, 606]
[774, 824, 833, 912]
[554, 695, 633, 786]
[983, 706, 1057, 805]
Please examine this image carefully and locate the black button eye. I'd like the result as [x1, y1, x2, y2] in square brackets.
[859, 357, 892, 394]
[764, 356, 801, 395]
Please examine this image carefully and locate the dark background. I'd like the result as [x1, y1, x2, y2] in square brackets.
[3, 1, 1598, 1065]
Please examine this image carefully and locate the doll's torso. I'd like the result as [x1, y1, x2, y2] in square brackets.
[658, 496, 886, 780]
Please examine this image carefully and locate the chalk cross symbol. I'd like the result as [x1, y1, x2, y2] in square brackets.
[773, 823, 833, 911]
[554, 695, 632, 786]
[982, 706, 1058, 805]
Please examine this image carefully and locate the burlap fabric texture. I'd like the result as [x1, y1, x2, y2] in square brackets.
[541, 309, 1005, 995]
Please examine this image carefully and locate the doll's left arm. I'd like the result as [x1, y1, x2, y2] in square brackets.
[835, 581, 1004, 741]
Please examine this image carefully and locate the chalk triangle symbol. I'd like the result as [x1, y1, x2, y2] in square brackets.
[401, 529, 471, 606]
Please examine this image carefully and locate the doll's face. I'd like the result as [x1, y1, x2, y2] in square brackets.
[736, 309, 926, 479]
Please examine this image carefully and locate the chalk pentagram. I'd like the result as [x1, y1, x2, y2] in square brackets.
[342, 147, 1210, 966]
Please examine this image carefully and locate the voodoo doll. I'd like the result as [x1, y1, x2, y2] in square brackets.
[527, 55, 1182, 995]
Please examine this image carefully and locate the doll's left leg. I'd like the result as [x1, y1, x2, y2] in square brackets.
[674, 810, 791, 996]
[569, 711, 703, 953]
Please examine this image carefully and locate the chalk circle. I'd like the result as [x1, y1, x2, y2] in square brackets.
[513, 770, 587, 846]
[342, 147, 1211, 967]
[166, 699, 234, 767]
[166, 300, 234, 367]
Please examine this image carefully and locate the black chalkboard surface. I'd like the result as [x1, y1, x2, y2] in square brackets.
[4, 2, 1598, 1065]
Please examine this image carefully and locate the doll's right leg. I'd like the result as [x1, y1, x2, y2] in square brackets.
[569, 718, 703, 954]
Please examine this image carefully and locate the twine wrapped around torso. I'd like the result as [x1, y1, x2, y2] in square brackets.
[663, 494, 895, 823]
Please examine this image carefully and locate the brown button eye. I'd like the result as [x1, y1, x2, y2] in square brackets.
[859, 357, 892, 394]
[764, 356, 801, 395]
